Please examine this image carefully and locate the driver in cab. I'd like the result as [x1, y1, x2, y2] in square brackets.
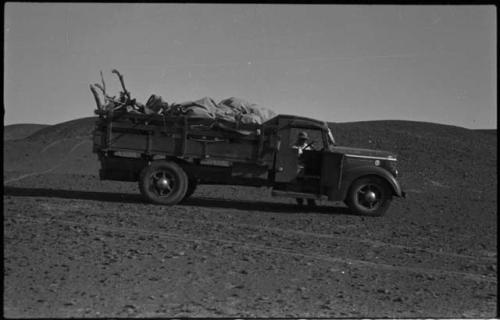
[292, 131, 316, 207]
[292, 131, 313, 156]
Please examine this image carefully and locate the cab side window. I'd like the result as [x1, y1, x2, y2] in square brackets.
[289, 128, 324, 150]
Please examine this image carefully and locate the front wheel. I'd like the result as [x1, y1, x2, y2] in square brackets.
[138, 160, 188, 205]
[345, 177, 392, 216]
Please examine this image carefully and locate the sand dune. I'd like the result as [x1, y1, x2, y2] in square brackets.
[4, 123, 49, 141]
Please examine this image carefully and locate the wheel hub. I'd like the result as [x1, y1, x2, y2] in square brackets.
[156, 177, 170, 190]
[365, 190, 377, 202]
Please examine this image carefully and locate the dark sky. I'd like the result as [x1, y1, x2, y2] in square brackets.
[4, 4, 496, 129]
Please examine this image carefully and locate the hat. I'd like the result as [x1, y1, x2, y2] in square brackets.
[298, 131, 308, 139]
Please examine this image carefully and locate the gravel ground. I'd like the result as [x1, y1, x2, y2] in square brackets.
[4, 174, 497, 318]
[3, 119, 497, 318]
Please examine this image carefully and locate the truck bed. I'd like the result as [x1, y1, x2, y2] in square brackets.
[93, 109, 277, 166]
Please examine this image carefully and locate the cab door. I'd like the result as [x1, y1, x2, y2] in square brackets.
[274, 125, 299, 183]
[320, 152, 344, 199]
[275, 146, 300, 183]
[274, 126, 325, 184]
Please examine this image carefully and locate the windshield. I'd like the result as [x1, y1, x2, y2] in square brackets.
[327, 128, 336, 146]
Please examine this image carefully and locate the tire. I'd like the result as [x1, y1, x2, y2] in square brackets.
[345, 176, 392, 216]
[307, 199, 316, 207]
[182, 178, 198, 201]
[296, 198, 316, 207]
[138, 160, 188, 205]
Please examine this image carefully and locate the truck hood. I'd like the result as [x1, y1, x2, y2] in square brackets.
[331, 146, 397, 160]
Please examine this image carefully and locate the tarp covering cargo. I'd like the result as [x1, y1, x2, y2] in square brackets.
[90, 70, 276, 126]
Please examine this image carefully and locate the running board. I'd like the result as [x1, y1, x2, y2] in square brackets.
[271, 190, 327, 200]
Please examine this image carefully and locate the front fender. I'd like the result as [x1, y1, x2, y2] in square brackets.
[340, 166, 404, 199]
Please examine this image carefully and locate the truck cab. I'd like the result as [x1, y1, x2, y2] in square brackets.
[267, 115, 405, 216]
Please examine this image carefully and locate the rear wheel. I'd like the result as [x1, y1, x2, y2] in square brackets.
[346, 177, 392, 216]
[138, 160, 188, 205]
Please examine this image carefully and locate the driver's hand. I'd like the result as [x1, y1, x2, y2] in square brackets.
[307, 140, 316, 150]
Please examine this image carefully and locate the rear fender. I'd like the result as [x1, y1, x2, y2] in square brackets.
[341, 166, 404, 199]
[164, 157, 194, 178]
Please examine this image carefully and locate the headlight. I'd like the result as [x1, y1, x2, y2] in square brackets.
[386, 161, 398, 177]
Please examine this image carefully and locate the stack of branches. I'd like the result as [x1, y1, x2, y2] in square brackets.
[90, 69, 168, 115]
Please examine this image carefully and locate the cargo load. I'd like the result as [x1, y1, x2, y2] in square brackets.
[90, 70, 276, 128]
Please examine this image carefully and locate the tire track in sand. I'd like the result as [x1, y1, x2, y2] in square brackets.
[5, 197, 495, 263]
[40, 135, 91, 153]
[4, 140, 91, 184]
[169, 217, 497, 262]
[9, 216, 496, 284]
[5, 189, 495, 263]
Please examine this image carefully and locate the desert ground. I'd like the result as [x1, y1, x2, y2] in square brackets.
[3, 117, 497, 318]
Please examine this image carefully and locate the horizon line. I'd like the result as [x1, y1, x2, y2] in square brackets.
[3, 117, 497, 131]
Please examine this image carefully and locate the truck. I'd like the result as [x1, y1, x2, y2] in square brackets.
[92, 107, 405, 216]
